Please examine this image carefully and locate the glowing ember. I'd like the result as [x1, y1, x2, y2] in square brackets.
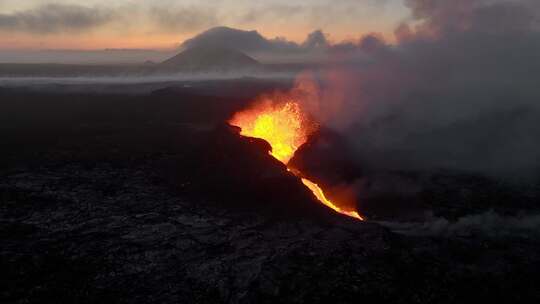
[229, 97, 364, 221]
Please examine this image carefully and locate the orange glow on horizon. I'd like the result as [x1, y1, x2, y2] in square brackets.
[0, 28, 396, 51]
[0, 32, 189, 50]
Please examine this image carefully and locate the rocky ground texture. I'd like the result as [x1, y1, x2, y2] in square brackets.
[2, 85, 540, 303]
[2, 159, 540, 303]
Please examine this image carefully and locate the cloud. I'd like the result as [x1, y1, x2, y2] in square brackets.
[238, 4, 303, 24]
[0, 0, 397, 37]
[148, 5, 219, 33]
[0, 3, 113, 33]
[236, 0, 391, 29]
[0, 3, 221, 35]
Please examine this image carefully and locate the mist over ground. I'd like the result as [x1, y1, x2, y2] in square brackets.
[0, 72, 296, 94]
[378, 210, 540, 237]
[0, 49, 175, 64]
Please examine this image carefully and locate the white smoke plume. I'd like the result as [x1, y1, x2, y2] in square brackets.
[301, 0, 540, 178]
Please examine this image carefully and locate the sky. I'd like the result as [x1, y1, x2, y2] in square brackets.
[0, 0, 409, 50]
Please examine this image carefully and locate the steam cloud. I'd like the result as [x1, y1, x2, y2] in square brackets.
[378, 211, 540, 238]
[305, 0, 540, 178]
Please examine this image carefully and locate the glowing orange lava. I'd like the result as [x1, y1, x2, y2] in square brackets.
[301, 178, 364, 220]
[230, 101, 309, 163]
[229, 98, 364, 221]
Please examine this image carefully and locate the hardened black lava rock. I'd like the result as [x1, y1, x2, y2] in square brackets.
[1, 86, 540, 303]
[2, 138, 540, 303]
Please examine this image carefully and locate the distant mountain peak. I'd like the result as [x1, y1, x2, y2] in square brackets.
[159, 46, 261, 72]
[181, 27, 273, 53]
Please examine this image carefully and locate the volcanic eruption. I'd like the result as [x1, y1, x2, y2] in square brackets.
[229, 87, 364, 220]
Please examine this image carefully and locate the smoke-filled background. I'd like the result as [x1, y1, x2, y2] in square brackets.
[2, 0, 538, 179]
[295, 0, 540, 179]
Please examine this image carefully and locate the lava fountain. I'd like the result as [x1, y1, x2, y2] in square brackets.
[229, 96, 364, 221]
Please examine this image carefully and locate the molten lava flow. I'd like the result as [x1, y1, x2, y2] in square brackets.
[230, 99, 364, 221]
[301, 178, 364, 220]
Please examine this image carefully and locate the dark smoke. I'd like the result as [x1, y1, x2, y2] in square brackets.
[307, 0, 540, 178]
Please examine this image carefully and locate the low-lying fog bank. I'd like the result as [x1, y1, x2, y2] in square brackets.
[378, 211, 540, 238]
[0, 72, 296, 94]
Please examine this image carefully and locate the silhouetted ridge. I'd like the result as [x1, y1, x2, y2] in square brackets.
[181, 26, 272, 52]
[159, 46, 261, 72]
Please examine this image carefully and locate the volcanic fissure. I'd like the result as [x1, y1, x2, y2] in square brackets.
[230, 97, 364, 221]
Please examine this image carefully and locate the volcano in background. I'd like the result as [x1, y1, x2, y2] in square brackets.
[158, 46, 261, 72]
[181, 27, 275, 53]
